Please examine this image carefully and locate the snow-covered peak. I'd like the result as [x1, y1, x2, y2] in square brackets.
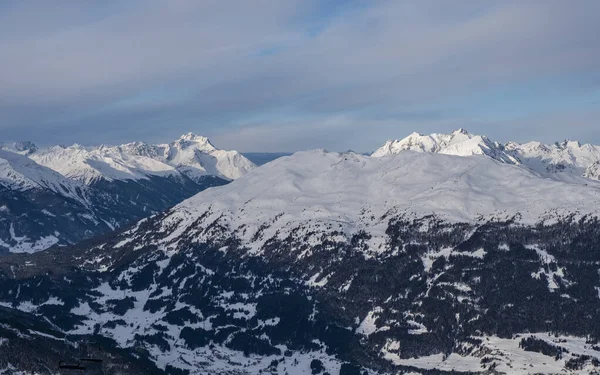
[179, 132, 210, 142]
[172, 133, 216, 152]
[372, 129, 479, 155]
[372, 129, 519, 164]
[452, 128, 470, 136]
[153, 133, 255, 181]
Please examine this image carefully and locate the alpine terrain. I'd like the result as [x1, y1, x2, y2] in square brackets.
[0, 134, 255, 254]
[2, 143, 600, 374]
[373, 129, 600, 183]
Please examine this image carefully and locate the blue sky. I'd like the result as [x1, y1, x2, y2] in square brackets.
[1, 0, 599, 152]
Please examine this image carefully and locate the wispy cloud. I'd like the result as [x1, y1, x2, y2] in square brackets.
[1, 0, 599, 148]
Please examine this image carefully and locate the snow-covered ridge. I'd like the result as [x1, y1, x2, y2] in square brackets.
[29, 144, 179, 184]
[152, 150, 600, 256]
[372, 128, 519, 164]
[505, 139, 600, 182]
[0, 150, 88, 204]
[373, 129, 600, 182]
[2, 133, 256, 184]
[156, 132, 255, 182]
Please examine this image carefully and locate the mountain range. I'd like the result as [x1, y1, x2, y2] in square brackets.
[0, 133, 255, 253]
[2, 128, 600, 373]
[373, 128, 600, 183]
[4, 132, 255, 184]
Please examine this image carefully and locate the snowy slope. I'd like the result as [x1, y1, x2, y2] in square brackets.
[149, 150, 600, 256]
[373, 129, 600, 182]
[25, 133, 255, 184]
[30, 144, 179, 184]
[0, 146, 228, 254]
[0, 150, 100, 253]
[0, 150, 88, 204]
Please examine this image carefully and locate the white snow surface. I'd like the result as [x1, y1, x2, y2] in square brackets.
[152, 150, 600, 256]
[155, 132, 256, 181]
[373, 128, 600, 182]
[0, 150, 88, 204]
[14, 133, 255, 184]
[372, 128, 519, 164]
[383, 333, 600, 374]
[506, 139, 600, 182]
[30, 144, 179, 184]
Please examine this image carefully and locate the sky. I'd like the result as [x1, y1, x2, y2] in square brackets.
[1, 0, 599, 152]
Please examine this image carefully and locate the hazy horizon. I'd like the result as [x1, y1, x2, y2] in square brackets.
[3, 127, 599, 154]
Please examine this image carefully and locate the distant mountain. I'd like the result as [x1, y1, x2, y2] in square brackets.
[23, 132, 255, 184]
[2, 149, 600, 373]
[505, 139, 600, 182]
[373, 129, 600, 183]
[0, 133, 256, 253]
[372, 128, 519, 164]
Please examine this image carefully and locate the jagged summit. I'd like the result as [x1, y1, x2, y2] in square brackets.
[177, 132, 213, 146]
[170, 132, 217, 153]
[372, 128, 519, 164]
[19, 133, 255, 184]
[158, 133, 254, 181]
[177, 132, 212, 144]
[373, 129, 600, 182]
